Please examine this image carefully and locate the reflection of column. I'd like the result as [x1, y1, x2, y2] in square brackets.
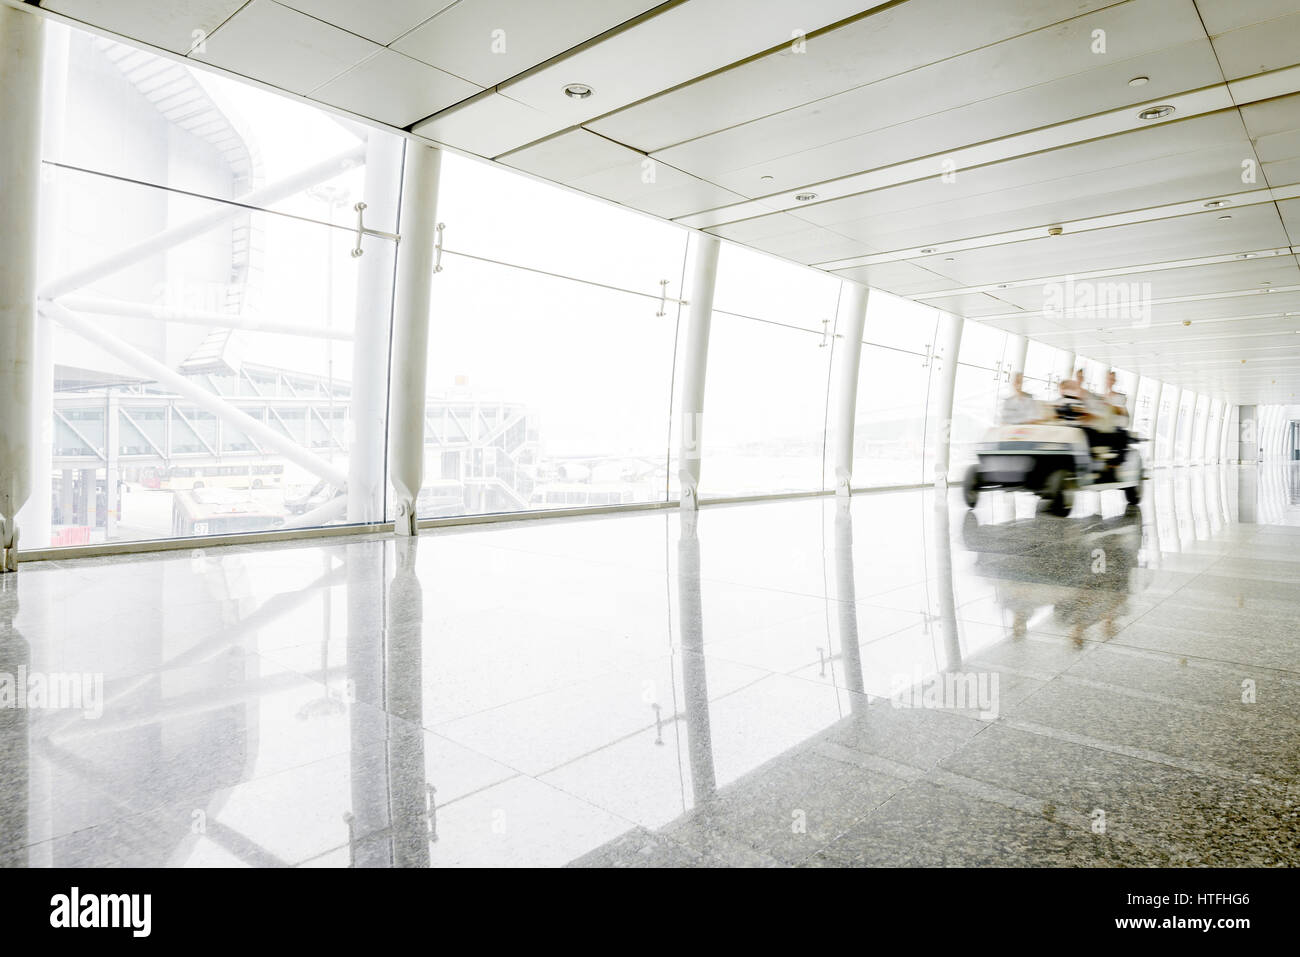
[677, 510, 715, 804]
[0, 575, 29, 863]
[0, 5, 45, 571]
[932, 494, 961, 670]
[677, 233, 720, 510]
[1237, 465, 1258, 523]
[388, 144, 441, 536]
[348, 133, 402, 525]
[833, 497, 865, 707]
[830, 282, 869, 495]
[346, 540, 390, 867]
[930, 312, 964, 485]
[386, 537, 429, 867]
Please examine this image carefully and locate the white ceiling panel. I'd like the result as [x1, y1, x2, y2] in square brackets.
[736, 226, 876, 264]
[277, 0, 456, 45]
[587, 0, 1119, 153]
[495, 0, 884, 129]
[1208, 11, 1300, 79]
[311, 48, 481, 128]
[411, 91, 563, 158]
[192, 0, 378, 96]
[649, 0, 1216, 191]
[499, 129, 745, 220]
[825, 261, 959, 295]
[1197, 0, 1300, 37]
[894, 206, 1292, 287]
[392, 0, 663, 88]
[792, 113, 1249, 230]
[1278, 197, 1300, 236]
[659, 41, 1223, 200]
[911, 293, 1026, 318]
[41, 0, 249, 55]
[988, 258, 1300, 311]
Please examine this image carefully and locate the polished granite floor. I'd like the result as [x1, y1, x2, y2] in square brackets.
[1, 465, 1297, 867]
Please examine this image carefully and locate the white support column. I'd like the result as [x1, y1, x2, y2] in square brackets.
[677, 232, 721, 510]
[0, 5, 45, 572]
[388, 143, 441, 536]
[348, 132, 402, 525]
[830, 281, 869, 496]
[1058, 350, 1076, 388]
[930, 311, 964, 485]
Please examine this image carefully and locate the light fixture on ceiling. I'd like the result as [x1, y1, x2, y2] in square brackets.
[1182, 320, 1191, 326]
[563, 83, 593, 99]
[1204, 200, 1228, 208]
[1138, 104, 1175, 120]
[794, 192, 818, 202]
[1047, 225, 1063, 236]
[1241, 253, 1257, 259]
[760, 174, 774, 182]
[1218, 214, 1233, 221]
[1128, 76, 1150, 87]
[944, 257, 955, 262]
[921, 247, 936, 254]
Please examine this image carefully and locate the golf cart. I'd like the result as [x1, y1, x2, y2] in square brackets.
[962, 403, 1144, 516]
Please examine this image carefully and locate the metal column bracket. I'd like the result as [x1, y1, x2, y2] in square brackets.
[350, 201, 401, 258]
[656, 279, 669, 316]
[434, 223, 445, 273]
[820, 318, 831, 348]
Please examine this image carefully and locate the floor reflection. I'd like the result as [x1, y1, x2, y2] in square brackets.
[2, 464, 1298, 867]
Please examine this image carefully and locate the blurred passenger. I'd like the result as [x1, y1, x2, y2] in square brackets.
[1000, 373, 1042, 423]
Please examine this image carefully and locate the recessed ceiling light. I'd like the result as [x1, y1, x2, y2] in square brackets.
[996, 283, 1008, 288]
[1218, 214, 1233, 221]
[794, 192, 818, 202]
[944, 257, 955, 262]
[921, 247, 936, 254]
[1138, 104, 1175, 120]
[1129, 76, 1150, 87]
[760, 174, 774, 182]
[563, 83, 593, 99]
[1204, 200, 1228, 208]
[1262, 281, 1272, 285]
[1241, 253, 1257, 259]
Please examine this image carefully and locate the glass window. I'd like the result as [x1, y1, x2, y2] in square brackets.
[421, 253, 680, 517]
[956, 321, 1007, 372]
[712, 242, 841, 335]
[698, 312, 831, 498]
[436, 151, 689, 300]
[863, 289, 938, 357]
[853, 344, 934, 488]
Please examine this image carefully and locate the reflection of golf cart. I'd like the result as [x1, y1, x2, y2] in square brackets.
[961, 508, 1146, 642]
[963, 416, 1144, 516]
[285, 480, 343, 516]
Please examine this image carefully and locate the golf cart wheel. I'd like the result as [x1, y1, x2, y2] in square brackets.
[1124, 482, 1142, 505]
[962, 465, 981, 508]
[1043, 469, 1074, 517]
